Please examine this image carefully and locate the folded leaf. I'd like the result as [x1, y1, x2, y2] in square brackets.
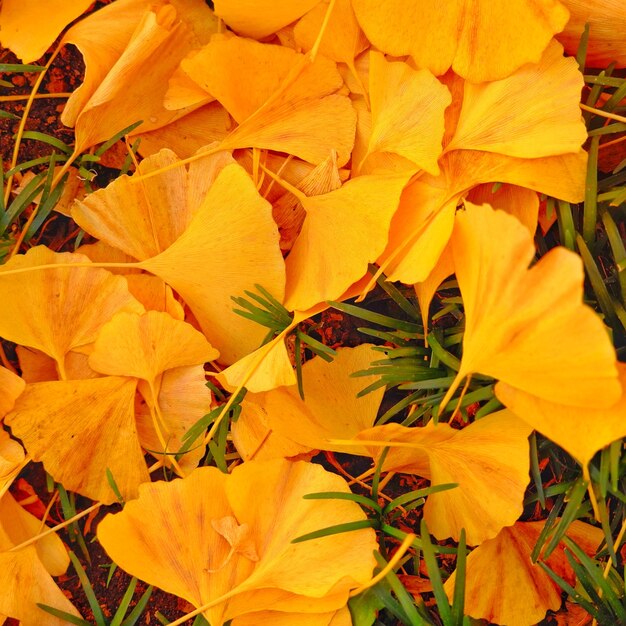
[446, 41, 586, 158]
[362, 51, 451, 175]
[172, 34, 356, 165]
[213, 0, 320, 39]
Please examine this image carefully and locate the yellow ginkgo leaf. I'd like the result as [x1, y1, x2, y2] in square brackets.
[271, 151, 343, 252]
[382, 147, 587, 285]
[236, 345, 383, 457]
[137, 103, 232, 159]
[381, 178, 459, 285]
[497, 363, 626, 466]
[294, 0, 368, 69]
[213, 0, 320, 39]
[557, 0, 626, 67]
[0, 547, 81, 626]
[98, 459, 377, 626]
[216, 333, 297, 395]
[5, 376, 148, 504]
[0, 0, 92, 62]
[362, 51, 451, 175]
[446, 41, 586, 158]
[0, 431, 24, 498]
[135, 365, 212, 472]
[90, 311, 218, 383]
[138, 163, 285, 364]
[443, 201, 621, 410]
[171, 34, 356, 165]
[466, 183, 539, 234]
[444, 520, 603, 625]
[0, 367, 25, 419]
[0, 247, 144, 378]
[413, 242, 454, 333]
[73, 149, 194, 260]
[0, 492, 68, 576]
[358, 410, 532, 544]
[230, 398, 311, 462]
[285, 172, 410, 311]
[62, 0, 217, 152]
[351, 0, 569, 83]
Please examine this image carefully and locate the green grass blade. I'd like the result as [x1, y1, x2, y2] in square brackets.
[420, 519, 453, 626]
[542, 478, 589, 560]
[583, 135, 600, 244]
[303, 491, 382, 514]
[0, 63, 46, 71]
[537, 561, 599, 619]
[384, 484, 458, 515]
[120, 585, 154, 626]
[329, 301, 421, 333]
[373, 552, 428, 626]
[111, 577, 138, 626]
[94, 120, 144, 156]
[291, 519, 379, 543]
[577, 234, 623, 333]
[19, 130, 74, 154]
[450, 529, 467, 626]
[36, 605, 92, 626]
[106, 468, 125, 505]
[529, 433, 546, 509]
[69, 551, 108, 626]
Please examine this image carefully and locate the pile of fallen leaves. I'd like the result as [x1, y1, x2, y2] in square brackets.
[1, 1, 626, 625]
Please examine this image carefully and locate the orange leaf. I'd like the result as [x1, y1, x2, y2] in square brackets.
[234, 345, 384, 458]
[444, 520, 603, 625]
[138, 163, 285, 364]
[213, 0, 320, 39]
[285, 172, 410, 311]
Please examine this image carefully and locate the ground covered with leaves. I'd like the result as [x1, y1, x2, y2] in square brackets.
[1, 1, 626, 625]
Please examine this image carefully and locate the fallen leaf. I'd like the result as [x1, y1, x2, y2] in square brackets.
[5, 376, 148, 504]
[351, 0, 569, 82]
[97, 459, 378, 625]
[444, 520, 603, 625]
[443, 201, 620, 410]
[0, 0, 92, 62]
[0, 247, 144, 378]
[358, 410, 532, 544]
